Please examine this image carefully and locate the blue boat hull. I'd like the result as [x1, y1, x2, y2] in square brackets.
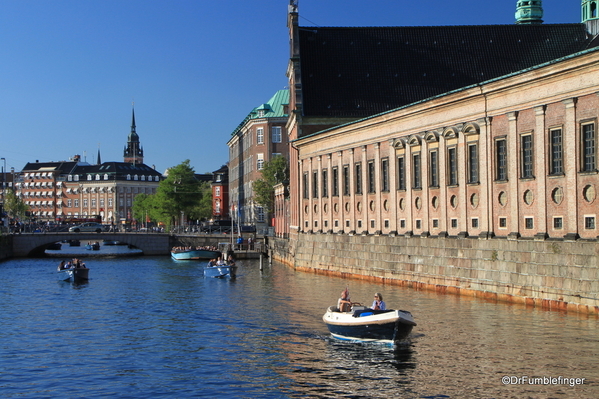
[204, 265, 236, 278]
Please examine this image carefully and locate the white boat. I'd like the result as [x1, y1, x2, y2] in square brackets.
[57, 262, 90, 281]
[204, 264, 236, 278]
[322, 305, 416, 344]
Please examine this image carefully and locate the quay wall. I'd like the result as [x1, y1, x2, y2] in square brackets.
[268, 234, 599, 314]
[0, 235, 13, 261]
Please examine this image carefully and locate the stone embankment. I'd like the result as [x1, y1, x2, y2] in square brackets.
[269, 234, 599, 315]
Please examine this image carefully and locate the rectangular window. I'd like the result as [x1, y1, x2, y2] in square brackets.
[553, 217, 563, 229]
[91, 199, 96, 207]
[429, 150, 438, 187]
[108, 198, 113, 207]
[448, 147, 458, 186]
[400, 219, 406, 229]
[521, 135, 534, 178]
[525, 217, 534, 229]
[271, 126, 282, 143]
[451, 219, 458, 228]
[397, 156, 406, 190]
[74, 199, 79, 207]
[432, 219, 439, 228]
[471, 218, 479, 228]
[585, 216, 596, 229]
[303, 173, 309, 199]
[332, 167, 339, 196]
[355, 163, 362, 195]
[322, 169, 328, 198]
[100, 199, 104, 207]
[370, 220, 375, 228]
[256, 206, 265, 222]
[496, 139, 507, 181]
[343, 165, 350, 196]
[582, 123, 596, 172]
[413, 153, 422, 189]
[257, 128, 264, 144]
[346, 220, 350, 227]
[83, 199, 88, 208]
[381, 158, 389, 192]
[257, 154, 264, 170]
[499, 217, 507, 228]
[550, 128, 563, 175]
[415, 219, 421, 229]
[215, 187, 221, 196]
[357, 220, 362, 229]
[468, 144, 478, 183]
[368, 161, 375, 193]
[67, 199, 72, 207]
[312, 171, 318, 198]
[384, 220, 389, 228]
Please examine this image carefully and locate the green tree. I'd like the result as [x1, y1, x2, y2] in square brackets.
[3, 188, 28, 220]
[189, 181, 213, 221]
[157, 160, 204, 226]
[252, 155, 288, 214]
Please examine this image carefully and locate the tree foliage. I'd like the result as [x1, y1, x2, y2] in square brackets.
[252, 155, 288, 214]
[132, 160, 212, 227]
[3, 188, 28, 220]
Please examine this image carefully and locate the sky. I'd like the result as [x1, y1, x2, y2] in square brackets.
[0, 0, 581, 175]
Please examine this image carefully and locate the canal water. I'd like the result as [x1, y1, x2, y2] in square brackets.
[0, 256, 597, 398]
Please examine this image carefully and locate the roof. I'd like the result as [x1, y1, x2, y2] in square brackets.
[298, 23, 598, 118]
[230, 89, 289, 137]
[75, 162, 162, 177]
[21, 161, 79, 174]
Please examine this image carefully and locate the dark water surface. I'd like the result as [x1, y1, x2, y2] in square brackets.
[1, 256, 597, 398]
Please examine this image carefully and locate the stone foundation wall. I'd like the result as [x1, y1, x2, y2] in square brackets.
[0, 235, 13, 261]
[268, 234, 599, 314]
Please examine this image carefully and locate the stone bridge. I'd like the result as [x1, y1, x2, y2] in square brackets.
[12, 232, 172, 257]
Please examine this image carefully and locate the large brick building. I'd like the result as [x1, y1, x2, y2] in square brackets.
[284, 1, 599, 241]
[227, 89, 289, 231]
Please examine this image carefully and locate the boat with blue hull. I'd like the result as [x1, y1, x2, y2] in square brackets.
[171, 248, 221, 260]
[204, 264, 236, 278]
[57, 261, 90, 281]
[323, 305, 416, 344]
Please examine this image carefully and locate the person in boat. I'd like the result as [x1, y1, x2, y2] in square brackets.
[216, 256, 226, 266]
[227, 254, 235, 266]
[372, 292, 386, 310]
[59, 260, 66, 270]
[337, 288, 352, 312]
[207, 259, 216, 267]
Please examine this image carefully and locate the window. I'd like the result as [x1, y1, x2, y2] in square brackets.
[312, 171, 318, 198]
[525, 217, 534, 229]
[100, 199, 105, 207]
[468, 144, 478, 183]
[67, 199, 72, 207]
[215, 187, 221, 196]
[381, 158, 389, 192]
[582, 123, 596, 172]
[451, 219, 458, 228]
[83, 199, 88, 207]
[322, 169, 328, 198]
[472, 218, 479, 228]
[412, 153, 421, 189]
[256, 206, 265, 222]
[87, 175, 92, 181]
[343, 165, 350, 196]
[429, 150, 438, 187]
[303, 173, 309, 199]
[432, 219, 439, 228]
[521, 135, 534, 178]
[448, 147, 458, 186]
[549, 128, 563, 175]
[355, 163, 362, 195]
[496, 139, 507, 181]
[585, 216, 596, 229]
[271, 126, 282, 143]
[553, 217, 563, 229]
[368, 161, 375, 193]
[257, 154, 264, 170]
[74, 199, 79, 207]
[257, 128, 264, 144]
[332, 167, 339, 197]
[400, 219, 406, 229]
[397, 156, 406, 190]
[499, 217, 507, 228]
[108, 198, 113, 207]
[415, 220, 421, 229]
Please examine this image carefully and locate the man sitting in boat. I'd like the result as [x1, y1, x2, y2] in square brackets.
[372, 292, 386, 310]
[337, 288, 352, 312]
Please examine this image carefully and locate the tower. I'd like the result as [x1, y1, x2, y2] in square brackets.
[123, 108, 144, 165]
[515, 0, 543, 24]
[582, 1, 599, 22]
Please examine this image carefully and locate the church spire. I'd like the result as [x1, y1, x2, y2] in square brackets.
[124, 106, 144, 165]
[515, 0, 543, 24]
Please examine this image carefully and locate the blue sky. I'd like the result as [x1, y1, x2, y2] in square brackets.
[0, 0, 581, 175]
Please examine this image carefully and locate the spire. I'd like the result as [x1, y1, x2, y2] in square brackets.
[515, 1, 543, 24]
[124, 105, 144, 165]
[131, 107, 136, 134]
[97, 144, 101, 165]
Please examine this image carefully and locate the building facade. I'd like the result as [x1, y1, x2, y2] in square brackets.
[227, 89, 289, 231]
[15, 110, 162, 225]
[285, 1, 599, 242]
[211, 164, 229, 220]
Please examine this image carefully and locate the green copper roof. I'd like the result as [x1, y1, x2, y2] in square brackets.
[230, 89, 289, 137]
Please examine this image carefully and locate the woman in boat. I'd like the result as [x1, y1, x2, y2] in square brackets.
[372, 292, 386, 310]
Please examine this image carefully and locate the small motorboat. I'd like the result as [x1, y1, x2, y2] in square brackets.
[57, 261, 90, 281]
[85, 242, 100, 251]
[322, 305, 416, 345]
[46, 242, 62, 250]
[171, 248, 221, 260]
[204, 263, 236, 278]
